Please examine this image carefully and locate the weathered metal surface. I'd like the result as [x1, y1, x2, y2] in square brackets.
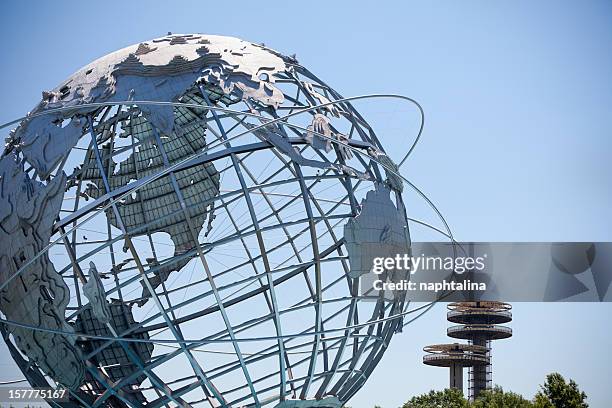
[75, 301, 153, 385]
[0, 154, 85, 389]
[83, 262, 112, 324]
[344, 184, 410, 279]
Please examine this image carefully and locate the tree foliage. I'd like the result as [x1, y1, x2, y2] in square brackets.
[473, 386, 532, 408]
[396, 372, 588, 408]
[401, 388, 469, 408]
[534, 373, 588, 408]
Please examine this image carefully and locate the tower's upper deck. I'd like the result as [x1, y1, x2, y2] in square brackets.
[447, 301, 512, 325]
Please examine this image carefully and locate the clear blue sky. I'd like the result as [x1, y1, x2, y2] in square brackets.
[1, 1, 611, 407]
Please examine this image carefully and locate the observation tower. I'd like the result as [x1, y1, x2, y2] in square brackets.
[423, 301, 512, 400]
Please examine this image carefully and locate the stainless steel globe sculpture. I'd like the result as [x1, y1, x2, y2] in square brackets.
[0, 34, 419, 408]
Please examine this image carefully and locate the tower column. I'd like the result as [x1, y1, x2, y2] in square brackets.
[449, 363, 463, 390]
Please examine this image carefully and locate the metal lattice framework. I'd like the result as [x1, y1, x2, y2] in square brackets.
[0, 34, 453, 408]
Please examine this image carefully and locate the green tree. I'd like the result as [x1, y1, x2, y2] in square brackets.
[400, 373, 588, 408]
[401, 388, 469, 408]
[473, 386, 533, 408]
[533, 393, 554, 408]
[533, 373, 588, 408]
